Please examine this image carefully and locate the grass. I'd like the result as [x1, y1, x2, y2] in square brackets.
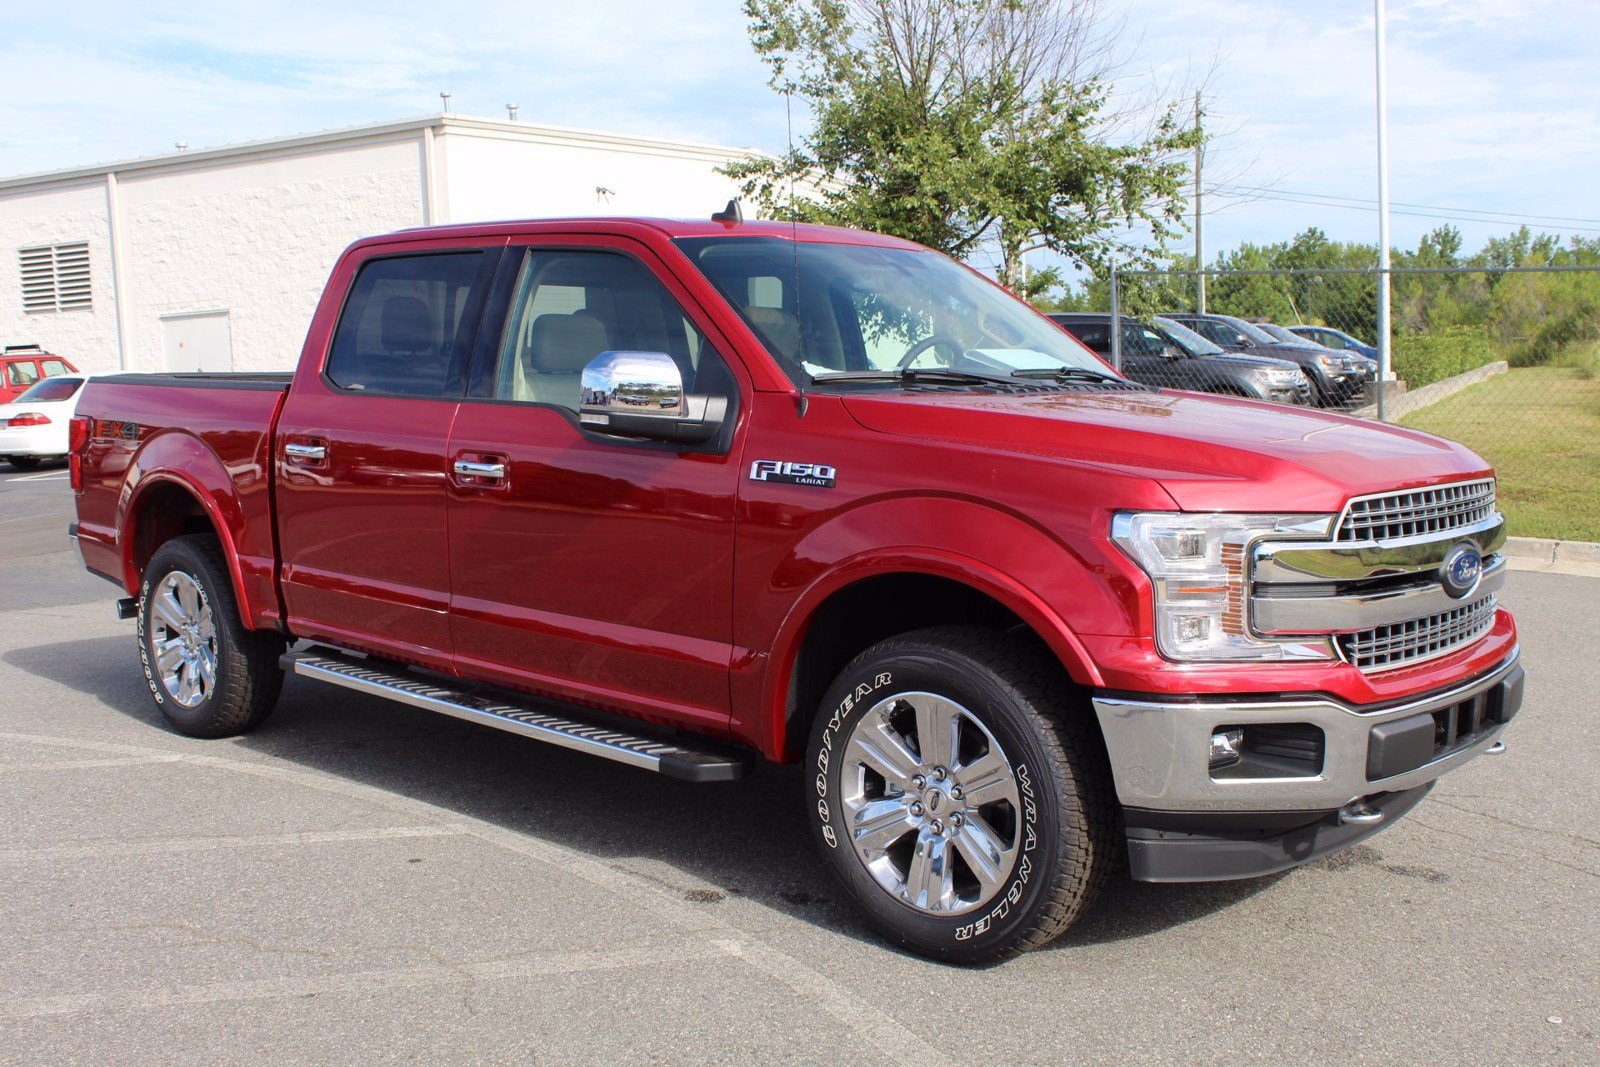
[1400, 364, 1600, 542]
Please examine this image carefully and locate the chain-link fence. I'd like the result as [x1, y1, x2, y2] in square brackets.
[1078, 265, 1600, 542]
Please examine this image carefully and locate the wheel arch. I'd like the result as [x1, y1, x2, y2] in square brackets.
[764, 551, 1106, 763]
[121, 471, 255, 625]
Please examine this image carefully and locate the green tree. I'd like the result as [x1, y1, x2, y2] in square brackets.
[724, 0, 1201, 296]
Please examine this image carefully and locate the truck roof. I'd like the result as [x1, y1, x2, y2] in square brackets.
[372, 216, 924, 251]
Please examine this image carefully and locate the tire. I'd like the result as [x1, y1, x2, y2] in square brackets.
[6, 456, 42, 470]
[805, 626, 1115, 964]
[136, 534, 285, 738]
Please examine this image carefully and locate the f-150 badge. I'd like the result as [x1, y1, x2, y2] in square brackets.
[749, 459, 837, 488]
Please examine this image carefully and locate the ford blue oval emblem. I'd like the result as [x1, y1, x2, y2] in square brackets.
[1440, 543, 1484, 599]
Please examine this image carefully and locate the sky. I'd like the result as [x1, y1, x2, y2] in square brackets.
[3, 0, 1597, 265]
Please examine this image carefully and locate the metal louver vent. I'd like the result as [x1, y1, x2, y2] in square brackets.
[19, 242, 91, 313]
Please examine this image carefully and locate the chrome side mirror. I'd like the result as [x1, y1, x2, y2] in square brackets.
[579, 350, 727, 444]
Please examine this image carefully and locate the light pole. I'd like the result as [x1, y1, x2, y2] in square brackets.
[1374, 0, 1393, 419]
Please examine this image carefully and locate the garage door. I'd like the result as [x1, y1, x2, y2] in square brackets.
[161, 311, 233, 372]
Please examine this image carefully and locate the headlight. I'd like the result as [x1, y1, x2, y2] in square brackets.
[1315, 353, 1341, 370]
[1112, 512, 1337, 662]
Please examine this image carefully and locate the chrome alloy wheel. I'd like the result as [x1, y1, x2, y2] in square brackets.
[149, 571, 218, 709]
[839, 691, 1022, 915]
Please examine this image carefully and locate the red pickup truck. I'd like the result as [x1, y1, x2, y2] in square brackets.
[68, 216, 1521, 963]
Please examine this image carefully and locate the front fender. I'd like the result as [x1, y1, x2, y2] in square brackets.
[742, 494, 1136, 760]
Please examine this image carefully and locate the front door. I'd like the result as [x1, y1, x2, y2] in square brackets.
[445, 242, 745, 734]
[274, 244, 499, 667]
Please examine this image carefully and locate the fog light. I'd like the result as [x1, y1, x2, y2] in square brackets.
[1209, 727, 1244, 768]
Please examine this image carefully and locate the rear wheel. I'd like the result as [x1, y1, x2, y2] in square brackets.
[137, 534, 284, 738]
[805, 626, 1115, 964]
[5, 456, 42, 470]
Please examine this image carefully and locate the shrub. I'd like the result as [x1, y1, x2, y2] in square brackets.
[1391, 326, 1499, 388]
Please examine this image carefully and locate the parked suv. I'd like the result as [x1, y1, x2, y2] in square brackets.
[1, 345, 78, 402]
[1164, 313, 1362, 406]
[1288, 325, 1378, 361]
[1050, 313, 1308, 405]
[1258, 322, 1377, 384]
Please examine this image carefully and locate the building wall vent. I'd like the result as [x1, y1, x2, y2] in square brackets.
[19, 242, 92, 313]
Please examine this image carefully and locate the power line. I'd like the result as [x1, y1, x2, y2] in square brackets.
[1210, 183, 1600, 229]
[1204, 186, 1600, 235]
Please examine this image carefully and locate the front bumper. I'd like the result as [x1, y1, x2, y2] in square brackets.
[1125, 783, 1434, 881]
[1092, 650, 1522, 814]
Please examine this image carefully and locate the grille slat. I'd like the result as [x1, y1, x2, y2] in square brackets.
[1336, 595, 1498, 672]
[1337, 479, 1495, 542]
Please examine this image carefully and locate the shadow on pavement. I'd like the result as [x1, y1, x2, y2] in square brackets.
[5, 633, 1278, 955]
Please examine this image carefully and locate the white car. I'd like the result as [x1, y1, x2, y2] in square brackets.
[0, 373, 90, 470]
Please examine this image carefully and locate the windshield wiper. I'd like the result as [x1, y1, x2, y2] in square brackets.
[1009, 366, 1126, 384]
[809, 368, 1020, 387]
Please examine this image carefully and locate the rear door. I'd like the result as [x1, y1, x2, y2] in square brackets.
[274, 241, 501, 667]
[443, 237, 745, 734]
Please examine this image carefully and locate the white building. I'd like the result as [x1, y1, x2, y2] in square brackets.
[0, 114, 758, 374]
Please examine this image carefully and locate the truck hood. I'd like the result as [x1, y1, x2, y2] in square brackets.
[841, 389, 1491, 513]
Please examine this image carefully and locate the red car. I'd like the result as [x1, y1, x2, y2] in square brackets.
[1, 345, 78, 403]
[67, 216, 1521, 963]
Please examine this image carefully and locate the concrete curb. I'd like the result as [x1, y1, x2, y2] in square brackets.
[1350, 360, 1507, 421]
[1504, 536, 1600, 577]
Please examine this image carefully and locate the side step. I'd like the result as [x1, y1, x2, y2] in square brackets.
[280, 648, 751, 782]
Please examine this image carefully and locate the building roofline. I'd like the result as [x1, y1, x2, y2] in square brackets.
[0, 114, 764, 192]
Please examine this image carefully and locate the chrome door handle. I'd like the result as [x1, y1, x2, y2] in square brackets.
[453, 460, 506, 480]
[285, 443, 326, 462]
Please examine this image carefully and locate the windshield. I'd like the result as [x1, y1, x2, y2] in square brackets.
[1258, 323, 1308, 345]
[1151, 316, 1223, 356]
[1221, 317, 1284, 347]
[675, 237, 1112, 387]
[13, 376, 83, 403]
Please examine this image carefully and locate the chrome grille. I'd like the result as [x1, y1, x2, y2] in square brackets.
[1337, 479, 1496, 542]
[1336, 595, 1497, 672]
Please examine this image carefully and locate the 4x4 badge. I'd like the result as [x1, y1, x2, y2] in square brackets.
[749, 460, 837, 488]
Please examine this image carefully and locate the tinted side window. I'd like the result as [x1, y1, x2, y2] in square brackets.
[1064, 324, 1109, 352]
[326, 252, 485, 396]
[493, 250, 735, 412]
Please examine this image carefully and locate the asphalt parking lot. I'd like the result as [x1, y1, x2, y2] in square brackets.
[2, 461, 1596, 1065]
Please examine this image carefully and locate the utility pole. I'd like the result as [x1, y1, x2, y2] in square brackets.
[1194, 91, 1206, 313]
[1374, 0, 1393, 419]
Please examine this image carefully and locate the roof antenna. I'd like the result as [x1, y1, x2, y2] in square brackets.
[711, 198, 743, 226]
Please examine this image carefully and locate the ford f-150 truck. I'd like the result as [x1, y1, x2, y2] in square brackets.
[68, 216, 1522, 963]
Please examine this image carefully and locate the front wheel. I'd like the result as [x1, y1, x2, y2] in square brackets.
[5, 455, 42, 470]
[137, 534, 285, 738]
[805, 627, 1115, 964]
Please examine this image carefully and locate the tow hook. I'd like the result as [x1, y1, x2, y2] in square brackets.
[1338, 800, 1385, 827]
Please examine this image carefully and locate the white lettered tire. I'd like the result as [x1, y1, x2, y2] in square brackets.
[137, 534, 285, 738]
[806, 626, 1114, 963]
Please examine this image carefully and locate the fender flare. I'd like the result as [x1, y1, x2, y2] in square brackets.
[760, 546, 1106, 761]
[119, 467, 256, 626]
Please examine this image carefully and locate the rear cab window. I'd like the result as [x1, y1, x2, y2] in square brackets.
[325, 251, 491, 397]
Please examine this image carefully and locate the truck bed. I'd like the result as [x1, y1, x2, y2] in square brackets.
[73, 372, 291, 627]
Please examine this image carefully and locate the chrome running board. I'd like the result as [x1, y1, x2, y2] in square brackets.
[281, 647, 750, 782]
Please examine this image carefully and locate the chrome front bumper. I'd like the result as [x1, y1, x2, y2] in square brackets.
[1092, 650, 1522, 812]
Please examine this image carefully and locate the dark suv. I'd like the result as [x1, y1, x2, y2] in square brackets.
[1050, 313, 1309, 405]
[1163, 313, 1363, 406]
